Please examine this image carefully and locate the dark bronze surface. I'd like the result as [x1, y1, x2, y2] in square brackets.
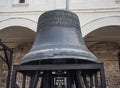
[20, 10, 99, 64]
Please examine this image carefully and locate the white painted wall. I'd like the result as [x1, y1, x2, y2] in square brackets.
[0, 0, 120, 36]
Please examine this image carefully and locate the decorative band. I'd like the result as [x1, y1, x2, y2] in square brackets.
[37, 10, 80, 29]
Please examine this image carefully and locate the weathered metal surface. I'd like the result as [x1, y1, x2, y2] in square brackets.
[20, 10, 99, 64]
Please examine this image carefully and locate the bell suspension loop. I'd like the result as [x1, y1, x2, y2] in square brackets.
[66, 0, 69, 11]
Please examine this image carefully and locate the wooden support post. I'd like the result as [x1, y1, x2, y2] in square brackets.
[22, 74, 26, 88]
[11, 70, 17, 88]
[11, 63, 106, 88]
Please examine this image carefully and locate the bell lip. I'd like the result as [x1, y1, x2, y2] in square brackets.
[20, 56, 100, 65]
[20, 47, 100, 65]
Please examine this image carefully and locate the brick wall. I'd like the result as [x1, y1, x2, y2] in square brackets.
[0, 61, 4, 87]
[89, 41, 120, 88]
[0, 41, 120, 88]
[0, 43, 33, 88]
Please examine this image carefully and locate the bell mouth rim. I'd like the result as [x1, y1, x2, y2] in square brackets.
[20, 47, 99, 65]
[20, 56, 99, 65]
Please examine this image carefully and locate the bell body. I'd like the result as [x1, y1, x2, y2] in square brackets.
[20, 10, 99, 64]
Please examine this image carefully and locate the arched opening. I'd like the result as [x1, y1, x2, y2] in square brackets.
[0, 26, 35, 48]
[84, 25, 120, 47]
[82, 16, 120, 37]
[84, 25, 120, 88]
[0, 26, 35, 87]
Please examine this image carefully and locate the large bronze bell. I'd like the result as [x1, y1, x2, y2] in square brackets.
[20, 10, 99, 65]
